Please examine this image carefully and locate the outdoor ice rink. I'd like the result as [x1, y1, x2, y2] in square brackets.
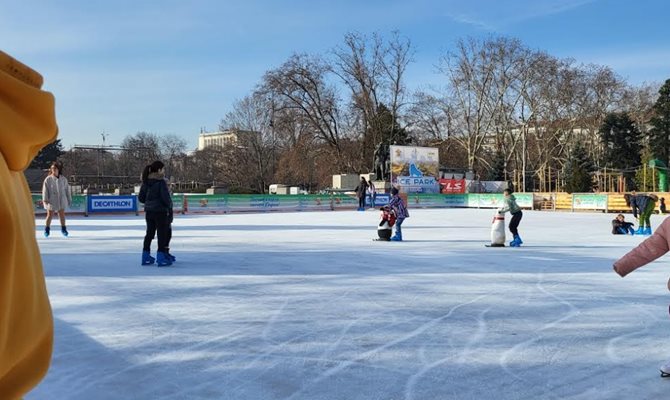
[27, 208, 670, 399]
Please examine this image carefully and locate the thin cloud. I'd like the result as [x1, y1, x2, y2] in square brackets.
[441, 0, 598, 30]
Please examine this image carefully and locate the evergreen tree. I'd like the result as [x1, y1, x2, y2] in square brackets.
[487, 150, 506, 181]
[29, 139, 64, 169]
[600, 112, 642, 189]
[369, 103, 410, 146]
[562, 143, 596, 193]
[600, 112, 642, 170]
[649, 79, 670, 165]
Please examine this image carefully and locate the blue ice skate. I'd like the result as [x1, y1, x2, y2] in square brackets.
[44, 227, 50, 238]
[142, 251, 155, 265]
[643, 227, 652, 235]
[156, 252, 173, 267]
[390, 232, 403, 241]
[166, 248, 176, 262]
[61, 227, 68, 237]
[509, 235, 523, 247]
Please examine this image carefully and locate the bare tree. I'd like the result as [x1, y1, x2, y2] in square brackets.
[263, 54, 347, 170]
[331, 31, 414, 169]
[436, 36, 526, 173]
[159, 134, 187, 181]
[220, 92, 276, 193]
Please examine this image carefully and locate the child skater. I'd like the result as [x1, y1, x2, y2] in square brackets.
[376, 205, 396, 241]
[613, 216, 670, 376]
[612, 213, 635, 235]
[389, 186, 409, 241]
[498, 188, 523, 247]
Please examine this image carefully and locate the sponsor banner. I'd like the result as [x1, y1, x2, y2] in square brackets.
[390, 145, 440, 193]
[443, 194, 468, 207]
[332, 194, 359, 210]
[468, 193, 533, 209]
[171, 194, 185, 213]
[477, 194, 504, 208]
[88, 195, 138, 213]
[405, 193, 443, 208]
[367, 193, 390, 207]
[439, 179, 466, 194]
[32, 194, 87, 214]
[185, 194, 336, 213]
[573, 194, 607, 210]
[185, 194, 229, 213]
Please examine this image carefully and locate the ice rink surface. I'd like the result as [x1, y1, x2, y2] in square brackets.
[26, 208, 670, 399]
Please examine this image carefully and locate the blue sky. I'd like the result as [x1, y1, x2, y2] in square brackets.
[2, 0, 669, 150]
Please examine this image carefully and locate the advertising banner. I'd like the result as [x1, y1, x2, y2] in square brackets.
[185, 194, 229, 213]
[390, 145, 440, 193]
[573, 194, 607, 210]
[442, 194, 468, 207]
[32, 194, 89, 215]
[367, 193, 390, 207]
[439, 178, 466, 194]
[88, 195, 138, 214]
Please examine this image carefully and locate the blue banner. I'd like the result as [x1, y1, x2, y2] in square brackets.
[88, 195, 138, 213]
[367, 193, 390, 207]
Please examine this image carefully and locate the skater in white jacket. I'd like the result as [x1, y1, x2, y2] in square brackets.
[42, 161, 71, 237]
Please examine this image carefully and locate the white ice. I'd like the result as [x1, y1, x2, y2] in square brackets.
[26, 208, 670, 399]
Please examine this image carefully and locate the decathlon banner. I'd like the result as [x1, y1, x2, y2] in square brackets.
[87, 195, 138, 213]
[390, 145, 440, 193]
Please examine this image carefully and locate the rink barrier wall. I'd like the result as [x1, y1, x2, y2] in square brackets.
[30, 192, 665, 215]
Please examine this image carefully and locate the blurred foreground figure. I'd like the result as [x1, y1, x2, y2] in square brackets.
[0, 50, 58, 399]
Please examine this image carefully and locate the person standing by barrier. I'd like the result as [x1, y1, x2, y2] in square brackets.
[139, 161, 173, 266]
[42, 161, 71, 237]
[354, 177, 368, 211]
[660, 197, 667, 214]
[0, 50, 56, 400]
[367, 181, 376, 209]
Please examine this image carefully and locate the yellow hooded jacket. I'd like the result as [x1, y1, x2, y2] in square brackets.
[0, 51, 57, 399]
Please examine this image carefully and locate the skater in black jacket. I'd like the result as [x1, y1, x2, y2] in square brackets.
[139, 161, 173, 266]
[612, 213, 635, 235]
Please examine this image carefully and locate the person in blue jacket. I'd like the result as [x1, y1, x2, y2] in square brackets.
[139, 161, 173, 266]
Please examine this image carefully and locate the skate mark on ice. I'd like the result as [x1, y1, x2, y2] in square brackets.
[457, 308, 489, 363]
[262, 299, 289, 342]
[499, 273, 579, 393]
[285, 294, 490, 400]
[606, 304, 657, 363]
[404, 308, 489, 400]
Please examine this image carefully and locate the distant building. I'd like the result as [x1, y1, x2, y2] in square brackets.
[197, 129, 240, 150]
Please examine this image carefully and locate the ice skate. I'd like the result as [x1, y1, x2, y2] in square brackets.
[660, 360, 670, 377]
